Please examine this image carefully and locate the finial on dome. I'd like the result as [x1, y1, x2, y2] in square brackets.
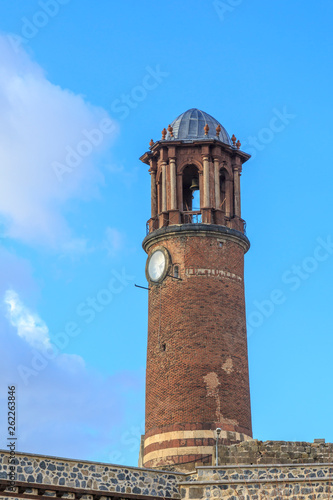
[204, 124, 209, 136]
[216, 124, 221, 137]
[236, 140, 241, 150]
[167, 124, 174, 137]
[149, 139, 154, 148]
[231, 134, 237, 146]
[161, 128, 167, 140]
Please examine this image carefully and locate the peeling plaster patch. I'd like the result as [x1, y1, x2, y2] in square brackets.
[222, 357, 233, 374]
[203, 372, 220, 395]
[203, 372, 238, 428]
[203, 372, 221, 421]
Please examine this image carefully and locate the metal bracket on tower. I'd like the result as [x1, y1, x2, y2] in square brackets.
[134, 284, 150, 291]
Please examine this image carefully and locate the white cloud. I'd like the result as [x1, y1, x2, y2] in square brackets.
[0, 35, 117, 247]
[0, 294, 145, 463]
[3, 288, 85, 372]
[4, 289, 51, 351]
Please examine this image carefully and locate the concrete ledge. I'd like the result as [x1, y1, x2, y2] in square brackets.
[179, 476, 333, 486]
[196, 462, 333, 469]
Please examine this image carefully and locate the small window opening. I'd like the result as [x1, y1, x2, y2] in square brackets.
[174, 265, 179, 278]
[218, 241, 223, 248]
[161, 343, 166, 351]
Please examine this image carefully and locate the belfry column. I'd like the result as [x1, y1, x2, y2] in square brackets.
[202, 155, 212, 223]
[214, 158, 220, 209]
[158, 160, 168, 228]
[233, 166, 241, 218]
[214, 157, 225, 225]
[149, 159, 157, 217]
[168, 157, 180, 224]
[203, 156, 210, 207]
[170, 158, 177, 210]
[161, 161, 167, 213]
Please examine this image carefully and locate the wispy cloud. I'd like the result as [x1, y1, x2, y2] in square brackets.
[0, 289, 144, 462]
[4, 289, 51, 351]
[3, 289, 85, 372]
[0, 35, 117, 248]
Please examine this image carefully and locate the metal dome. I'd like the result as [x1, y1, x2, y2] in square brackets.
[165, 108, 232, 145]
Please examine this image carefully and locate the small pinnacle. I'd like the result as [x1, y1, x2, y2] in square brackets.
[236, 140, 241, 150]
[161, 128, 167, 140]
[231, 134, 237, 146]
[216, 125, 221, 137]
[204, 124, 209, 136]
[167, 124, 174, 137]
[149, 139, 154, 148]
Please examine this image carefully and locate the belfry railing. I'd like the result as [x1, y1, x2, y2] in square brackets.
[182, 211, 202, 224]
[146, 212, 203, 235]
[146, 213, 246, 235]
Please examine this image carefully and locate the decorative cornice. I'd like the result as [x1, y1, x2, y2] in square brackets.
[142, 224, 250, 253]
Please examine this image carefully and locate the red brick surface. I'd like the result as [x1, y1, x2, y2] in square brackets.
[144, 231, 252, 465]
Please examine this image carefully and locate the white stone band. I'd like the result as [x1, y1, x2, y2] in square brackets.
[144, 429, 252, 452]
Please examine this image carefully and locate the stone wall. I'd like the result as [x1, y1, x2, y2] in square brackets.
[0, 451, 183, 499]
[215, 439, 333, 465]
[1, 444, 333, 500]
[180, 464, 333, 500]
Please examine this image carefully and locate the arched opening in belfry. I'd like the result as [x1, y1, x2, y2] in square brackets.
[182, 165, 200, 212]
[219, 170, 227, 214]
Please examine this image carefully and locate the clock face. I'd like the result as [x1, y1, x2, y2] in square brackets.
[147, 249, 167, 282]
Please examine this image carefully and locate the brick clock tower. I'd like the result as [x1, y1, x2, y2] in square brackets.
[140, 109, 252, 469]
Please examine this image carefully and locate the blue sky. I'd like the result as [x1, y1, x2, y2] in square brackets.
[0, 0, 332, 465]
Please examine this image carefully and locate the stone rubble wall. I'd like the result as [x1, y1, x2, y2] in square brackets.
[180, 464, 333, 499]
[1, 443, 333, 500]
[215, 440, 333, 465]
[0, 451, 183, 499]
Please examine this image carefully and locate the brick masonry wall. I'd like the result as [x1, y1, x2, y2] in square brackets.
[143, 227, 252, 467]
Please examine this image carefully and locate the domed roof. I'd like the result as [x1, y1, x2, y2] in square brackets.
[166, 108, 232, 145]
